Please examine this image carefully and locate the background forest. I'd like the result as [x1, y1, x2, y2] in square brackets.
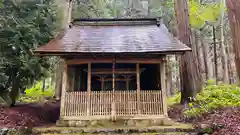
[0, 0, 240, 134]
[0, 0, 238, 104]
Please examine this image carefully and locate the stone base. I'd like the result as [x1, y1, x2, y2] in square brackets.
[56, 117, 178, 127]
[34, 123, 196, 135]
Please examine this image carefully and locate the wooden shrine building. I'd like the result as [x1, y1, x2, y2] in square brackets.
[34, 18, 191, 125]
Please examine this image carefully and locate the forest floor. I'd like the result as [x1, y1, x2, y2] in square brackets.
[168, 104, 240, 135]
[0, 100, 60, 128]
[0, 101, 240, 135]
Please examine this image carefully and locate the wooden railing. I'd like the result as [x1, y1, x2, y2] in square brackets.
[63, 90, 163, 117]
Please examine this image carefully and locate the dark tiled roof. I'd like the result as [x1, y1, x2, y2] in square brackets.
[34, 19, 191, 55]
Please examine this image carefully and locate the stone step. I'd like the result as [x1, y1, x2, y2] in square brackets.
[56, 117, 179, 127]
[32, 125, 196, 135]
[40, 133, 197, 135]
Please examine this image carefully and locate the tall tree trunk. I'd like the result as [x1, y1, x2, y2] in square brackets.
[54, 0, 72, 99]
[201, 30, 214, 81]
[9, 74, 20, 107]
[166, 56, 173, 96]
[54, 60, 64, 100]
[213, 26, 218, 83]
[147, 0, 151, 16]
[194, 29, 205, 81]
[174, 0, 203, 104]
[175, 56, 180, 91]
[226, 0, 240, 81]
[220, 0, 229, 83]
[225, 39, 233, 84]
[41, 79, 45, 92]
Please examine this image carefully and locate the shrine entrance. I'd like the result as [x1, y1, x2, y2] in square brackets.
[61, 60, 167, 120]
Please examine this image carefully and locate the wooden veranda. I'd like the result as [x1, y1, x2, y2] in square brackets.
[60, 57, 168, 120]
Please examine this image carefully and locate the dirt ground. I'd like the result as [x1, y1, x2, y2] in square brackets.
[0, 100, 60, 128]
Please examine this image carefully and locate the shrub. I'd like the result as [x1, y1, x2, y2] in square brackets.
[19, 82, 54, 103]
[167, 92, 181, 106]
[184, 83, 240, 117]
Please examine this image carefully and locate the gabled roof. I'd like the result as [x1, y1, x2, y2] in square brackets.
[33, 18, 191, 55]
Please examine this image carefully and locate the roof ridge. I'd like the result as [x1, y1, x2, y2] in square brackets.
[71, 18, 161, 26]
[73, 18, 159, 22]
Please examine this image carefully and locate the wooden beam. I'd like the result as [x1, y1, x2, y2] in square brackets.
[136, 63, 141, 114]
[160, 57, 168, 116]
[83, 68, 145, 75]
[60, 61, 67, 118]
[87, 62, 91, 116]
[66, 58, 163, 65]
[96, 77, 134, 82]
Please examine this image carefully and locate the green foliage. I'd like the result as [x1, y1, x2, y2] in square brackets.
[184, 83, 240, 117]
[19, 82, 54, 103]
[167, 92, 181, 106]
[73, 0, 112, 18]
[188, 0, 222, 29]
[0, 0, 60, 102]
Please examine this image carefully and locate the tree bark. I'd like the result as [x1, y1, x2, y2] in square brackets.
[193, 29, 205, 81]
[226, 0, 240, 81]
[41, 79, 45, 92]
[174, 0, 203, 104]
[9, 74, 20, 107]
[220, 0, 229, 83]
[166, 56, 173, 96]
[213, 26, 218, 83]
[201, 30, 214, 81]
[54, 60, 64, 100]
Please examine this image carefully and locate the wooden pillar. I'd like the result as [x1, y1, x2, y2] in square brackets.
[124, 75, 131, 90]
[72, 68, 75, 91]
[160, 57, 168, 116]
[101, 77, 104, 91]
[100, 76, 105, 91]
[87, 63, 91, 116]
[111, 58, 116, 120]
[77, 68, 82, 90]
[68, 67, 75, 92]
[136, 63, 141, 114]
[60, 61, 68, 118]
[126, 78, 130, 90]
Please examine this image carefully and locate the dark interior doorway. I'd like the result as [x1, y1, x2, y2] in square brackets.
[72, 63, 160, 91]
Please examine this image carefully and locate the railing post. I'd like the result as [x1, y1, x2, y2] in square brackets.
[87, 62, 91, 116]
[60, 60, 68, 119]
[160, 57, 168, 116]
